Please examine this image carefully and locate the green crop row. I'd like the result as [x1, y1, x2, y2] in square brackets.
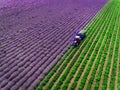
[78, 3, 115, 89]
[85, 3, 116, 89]
[117, 4, 120, 90]
[94, 3, 119, 90]
[102, 7, 118, 90]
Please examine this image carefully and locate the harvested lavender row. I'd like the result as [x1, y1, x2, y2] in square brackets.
[0, 0, 107, 89]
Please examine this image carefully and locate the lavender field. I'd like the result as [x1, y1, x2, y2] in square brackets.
[0, 0, 107, 90]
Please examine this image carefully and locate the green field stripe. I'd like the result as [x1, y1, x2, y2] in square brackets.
[77, 2, 115, 90]
[118, 43, 120, 89]
[96, 5, 115, 88]
[108, 4, 120, 90]
[100, 3, 119, 90]
[92, 2, 119, 90]
[83, 2, 116, 90]
[94, 5, 117, 90]
[117, 8, 120, 90]
[114, 10, 120, 90]
[78, 8, 111, 90]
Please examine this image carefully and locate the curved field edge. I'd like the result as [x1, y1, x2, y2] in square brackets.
[36, 0, 120, 90]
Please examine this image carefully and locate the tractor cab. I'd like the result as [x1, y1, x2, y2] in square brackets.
[71, 29, 86, 47]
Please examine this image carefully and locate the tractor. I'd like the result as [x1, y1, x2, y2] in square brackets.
[71, 29, 86, 47]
